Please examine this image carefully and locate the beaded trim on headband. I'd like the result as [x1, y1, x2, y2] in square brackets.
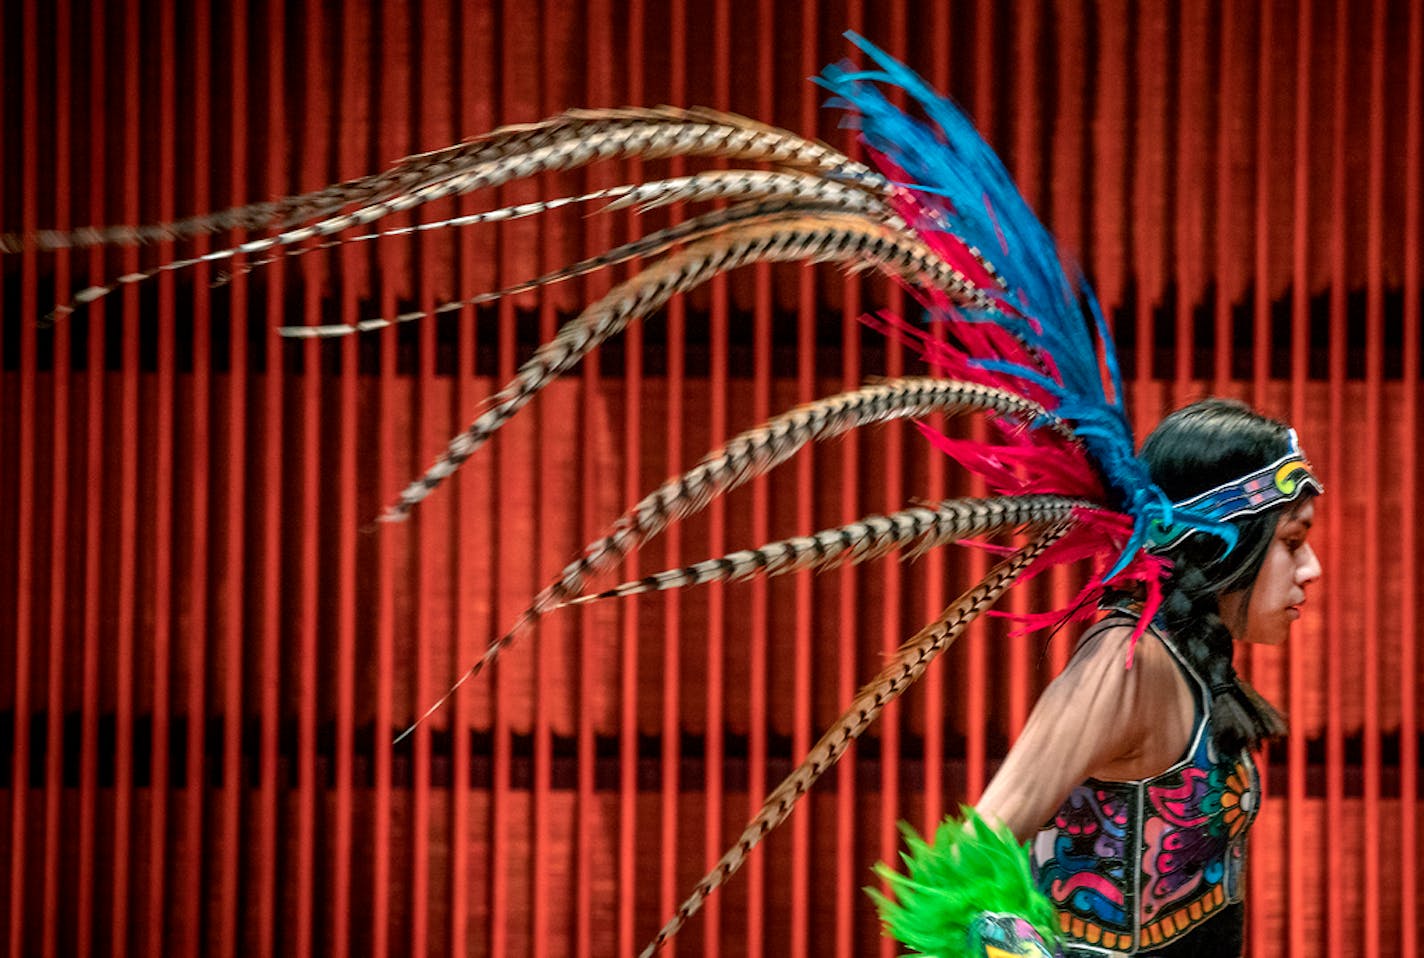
[1150, 429, 1323, 549]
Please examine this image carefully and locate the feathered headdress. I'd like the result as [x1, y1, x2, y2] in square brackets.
[6, 33, 1278, 958]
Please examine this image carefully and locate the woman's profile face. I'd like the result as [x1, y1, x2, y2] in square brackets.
[1219, 499, 1321, 646]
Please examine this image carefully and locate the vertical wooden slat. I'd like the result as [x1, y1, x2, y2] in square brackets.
[837, 7, 864, 955]
[833, 232, 860, 957]
[296, 6, 324, 953]
[1362, 3, 1385, 956]
[1251, 1, 1273, 411]
[450, 2, 492, 953]
[1091, 0, 1128, 319]
[0, 11, 9, 940]
[1214, 0, 1237, 393]
[333, 9, 362, 954]
[41, 3, 73, 955]
[148, 1, 175, 954]
[1401, 4, 1422, 956]
[489, 95, 513, 958]
[617, 2, 644, 955]
[371, 4, 401, 955]
[1173, 2, 1205, 393]
[7, 0, 36, 950]
[532, 4, 557, 952]
[447, 6, 472, 946]
[256, 4, 285, 955]
[660, 0, 687, 948]
[704, 2, 732, 953]
[1131, 0, 1163, 439]
[183, 1, 212, 951]
[746, 1, 775, 953]
[409, 6, 438, 956]
[578, 5, 612, 954]
[8, 0, 37, 951]
[111, 0, 143, 952]
[77, 2, 108, 951]
[791, 7, 818, 954]
[221, 6, 249, 955]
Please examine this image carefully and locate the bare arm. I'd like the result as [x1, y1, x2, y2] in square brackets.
[975, 623, 1196, 842]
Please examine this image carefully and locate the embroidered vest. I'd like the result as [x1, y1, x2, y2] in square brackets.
[1029, 636, 1259, 955]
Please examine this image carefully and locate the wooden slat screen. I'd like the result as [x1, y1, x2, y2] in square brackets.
[1, 1, 1421, 955]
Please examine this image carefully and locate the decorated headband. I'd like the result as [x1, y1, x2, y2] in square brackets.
[1151, 428, 1323, 550]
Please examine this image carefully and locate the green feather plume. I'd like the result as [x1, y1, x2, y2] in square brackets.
[869, 807, 1059, 957]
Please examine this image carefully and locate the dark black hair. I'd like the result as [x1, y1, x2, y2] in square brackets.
[1139, 398, 1297, 754]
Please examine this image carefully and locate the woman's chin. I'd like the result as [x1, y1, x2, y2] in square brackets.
[1239, 617, 1292, 646]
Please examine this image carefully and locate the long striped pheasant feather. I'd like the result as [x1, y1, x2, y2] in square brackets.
[561, 495, 1083, 606]
[394, 383, 1065, 742]
[380, 214, 993, 522]
[636, 520, 1074, 958]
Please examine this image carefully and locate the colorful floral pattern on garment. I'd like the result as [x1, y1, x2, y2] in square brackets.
[1030, 661, 1259, 955]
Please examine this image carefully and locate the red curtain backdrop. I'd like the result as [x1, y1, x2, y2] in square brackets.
[1, 1, 1421, 955]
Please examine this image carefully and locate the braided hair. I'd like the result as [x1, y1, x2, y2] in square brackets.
[1139, 398, 1299, 753]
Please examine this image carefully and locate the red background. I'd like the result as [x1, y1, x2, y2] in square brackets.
[1, 0, 1421, 955]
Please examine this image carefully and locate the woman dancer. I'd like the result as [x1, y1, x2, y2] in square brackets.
[879, 400, 1322, 958]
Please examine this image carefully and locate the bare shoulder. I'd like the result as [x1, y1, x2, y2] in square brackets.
[1049, 619, 1194, 723]
[1068, 618, 1179, 678]
[1065, 618, 1198, 779]
[977, 618, 1190, 835]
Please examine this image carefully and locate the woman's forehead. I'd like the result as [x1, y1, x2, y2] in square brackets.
[1283, 498, 1316, 527]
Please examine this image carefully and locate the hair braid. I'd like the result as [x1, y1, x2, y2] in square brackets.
[1154, 557, 1286, 754]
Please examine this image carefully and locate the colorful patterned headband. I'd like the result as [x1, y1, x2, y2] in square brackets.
[1152, 428, 1322, 549]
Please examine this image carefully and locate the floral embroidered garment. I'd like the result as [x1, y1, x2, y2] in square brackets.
[1030, 638, 1259, 955]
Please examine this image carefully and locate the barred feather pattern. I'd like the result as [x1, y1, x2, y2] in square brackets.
[227, 169, 896, 295]
[390, 384, 1062, 744]
[636, 519, 1075, 958]
[276, 198, 895, 339]
[0, 199, 290, 253]
[530, 380, 1066, 613]
[25, 107, 898, 322]
[380, 214, 993, 522]
[164, 115, 882, 250]
[322, 105, 890, 220]
[0, 120, 565, 252]
[564, 494, 1083, 605]
[3, 107, 884, 255]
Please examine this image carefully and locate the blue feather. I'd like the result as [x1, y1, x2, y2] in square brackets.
[818, 33, 1237, 573]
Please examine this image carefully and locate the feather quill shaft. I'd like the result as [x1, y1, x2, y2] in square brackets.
[636, 519, 1074, 957]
